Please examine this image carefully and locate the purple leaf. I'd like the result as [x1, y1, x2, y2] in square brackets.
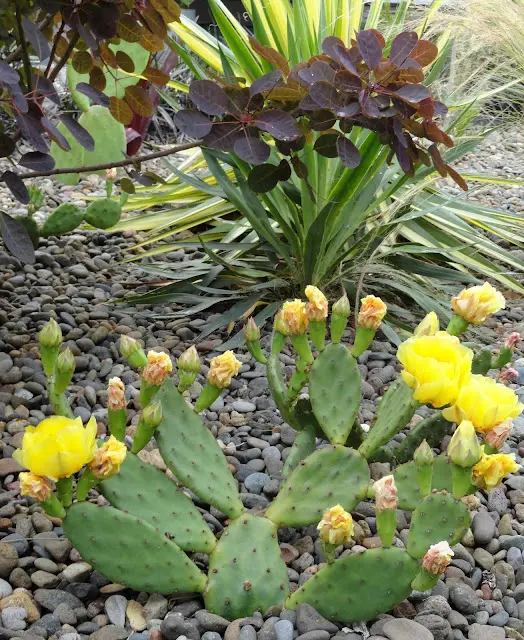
[41, 117, 71, 151]
[0, 212, 35, 264]
[389, 32, 418, 67]
[15, 113, 48, 152]
[33, 74, 60, 105]
[21, 17, 51, 60]
[359, 92, 382, 118]
[275, 136, 306, 155]
[299, 94, 321, 111]
[75, 83, 110, 108]
[333, 44, 359, 76]
[393, 117, 408, 148]
[291, 155, 308, 179]
[434, 101, 449, 118]
[335, 71, 362, 92]
[335, 102, 360, 118]
[128, 169, 156, 187]
[0, 134, 15, 158]
[189, 80, 229, 116]
[309, 81, 341, 110]
[394, 140, 413, 175]
[19, 151, 55, 171]
[60, 114, 95, 151]
[322, 36, 345, 61]
[225, 87, 250, 114]
[308, 109, 336, 131]
[0, 62, 20, 85]
[336, 136, 360, 168]
[298, 62, 336, 86]
[356, 30, 383, 70]
[247, 163, 282, 193]
[173, 110, 213, 138]
[394, 83, 431, 104]
[2, 171, 30, 204]
[255, 110, 301, 142]
[203, 123, 243, 152]
[249, 71, 283, 97]
[233, 136, 271, 165]
[314, 133, 340, 158]
[8, 83, 28, 113]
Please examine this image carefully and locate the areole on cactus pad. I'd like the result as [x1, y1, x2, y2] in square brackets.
[16, 281, 522, 623]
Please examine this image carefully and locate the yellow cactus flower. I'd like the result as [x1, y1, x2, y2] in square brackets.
[447, 420, 481, 468]
[281, 299, 309, 335]
[397, 332, 473, 408]
[13, 416, 97, 481]
[442, 374, 523, 434]
[374, 475, 398, 511]
[88, 436, 127, 480]
[414, 312, 439, 337]
[484, 420, 513, 450]
[451, 282, 505, 325]
[208, 351, 242, 389]
[422, 541, 454, 575]
[317, 505, 354, 546]
[472, 447, 520, 491]
[19, 472, 53, 503]
[358, 295, 387, 330]
[142, 351, 173, 386]
[274, 310, 291, 336]
[305, 286, 328, 322]
[107, 377, 126, 411]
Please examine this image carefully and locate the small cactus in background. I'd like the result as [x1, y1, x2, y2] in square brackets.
[18, 282, 523, 623]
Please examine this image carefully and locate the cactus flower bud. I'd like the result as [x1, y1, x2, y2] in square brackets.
[54, 348, 75, 395]
[120, 335, 148, 368]
[422, 541, 454, 575]
[108, 377, 126, 411]
[208, 351, 242, 389]
[317, 505, 354, 546]
[274, 310, 291, 337]
[448, 420, 481, 468]
[333, 292, 350, 317]
[244, 317, 260, 342]
[105, 168, 117, 180]
[142, 351, 173, 387]
[39, 317, 62, 348]
[414, 440, 434, 467]
[19, 472, 53, 503]
[498, 368, 519, 385]
[305, 286, 328, 322]
[451, 282, 505, 326]
[142, 400, 163, 429]
[88, 436, 127, 480]
[505, 332, 521, 349]
[414, 312, 439, 337]
[330, 293, 350, 344]
[484, 419, 512, 450]
[374, 475, 398, 511]
[281, 300, 309, 336]
[131, 400, 163, 454]
[357, 295, 387, 330]
[178, 345, 201, 373]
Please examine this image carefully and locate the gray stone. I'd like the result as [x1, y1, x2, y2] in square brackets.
[448, 611, 468, 632]
[90, 625, 130, 640]
[1, 607, 27, 631]
[0, 578, 13, 598]
[0, 543, 18, 578]
[33, 588, 83, 611]
[508, 547, 524, 570]
[194, 611, 230, 632]
[416, 595, 451, 618]
[31, 613, 61, 635]
[239, 624, 257, 640]
[104, 595, 127, 627]
[232, 400, 256, 413]
[142, 594, 167, 620]
[473, 548, 494, 571]
[161, 613, 201, 640]
[53, 603, 76, 625]
[76, 622, 100, 634]
[244, 473, 270, 495]
[487, 610, 509, 627]
[296, 605, 338, 635]
[500, 536, 524, 551]
[450, 584, 479, 614]
[382, 619, 433, 640]
[296, 633, 331, 640]
[472, 512, 496, 546]
[514, 583, 524, 602]
[414, 614, 452, 640]
[274, 619, 294, 640]
[202, 634, 222, 640]
[61, 562, 92, 583]
[487, 488, 509, 514]
[467, 623, 505, 640]
[34, 559, 58, 574]
[31, 571, 59, 588]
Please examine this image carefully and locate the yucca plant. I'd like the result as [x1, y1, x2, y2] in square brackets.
[116, 0, 524, 344]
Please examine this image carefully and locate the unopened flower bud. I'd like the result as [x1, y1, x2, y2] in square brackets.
[332, 293, 350, 318]
[208, 351, 242, 389]
[105, 168, 117, 180]
[142, 351, 173, 386]
[414, 312, 439, 337]
[448, 420, 481, 468]
[88, 436, 127, 480]
[281, 300, 308, 335]
[374, 475, 398, 511]
[177, 345, 200, 374]
[484, 419, 513, 450]
[142, 400, 163, 429]
[108, 377, 126, 411]
[358, 295, 387, 330]
[331, 293, 350, 344]
[244, 317, 260, 342]
[39, 317, 62, 348]
[422, 541, 454, 575]
[19, 472, 53, 503]
[305, 286, 328, 322]
[317, 505, 354, 546]
[505, 332, 520, 350]
[54, 348, 75, 394]
[451, 282, 505, 325]
[120, 335, 148, 368]
[414, 440, 434, 467]
[498, 368, 519, 385]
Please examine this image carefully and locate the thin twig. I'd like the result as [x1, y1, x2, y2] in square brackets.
[49, 32, 79, 82]
[44, 20, 65, 77]
[17, 140, 202, 180]
[15, 6, 32, 93]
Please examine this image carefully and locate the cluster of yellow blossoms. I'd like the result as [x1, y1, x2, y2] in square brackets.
[398, 282, 521, 491]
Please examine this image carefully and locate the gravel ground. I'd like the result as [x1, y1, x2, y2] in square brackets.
[0, 129, 524, 640]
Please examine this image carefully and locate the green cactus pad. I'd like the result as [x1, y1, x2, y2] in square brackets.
[281, 424, 316, 482]
[286, 547, 418, 622]
[41, 203, 85, 237]
[309, 344, 361, 445]
[63, 502, 207, 594]
[100, 453, 217, 553]
[407, 490, 470, 559]
[156, 379, 243, 519]
[84, 198, 122, 229]
[393, 456, 454, 511]
[359, 378, 418, 459]
[205, 514, 289, 619]
[266, 445, 369, 527]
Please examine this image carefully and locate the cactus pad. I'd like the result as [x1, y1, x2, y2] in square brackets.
[101, 453, 217, 553]
[205, 514, 289, 619]
[156, 379, 243, 519]
[309, 344, 361, 445]
[266, 446, 369, 527]
[393, 456, 454, 511]
[407, 490, 469, 559]
[286, 547, 418, 622]
[64, 502, 207, 594]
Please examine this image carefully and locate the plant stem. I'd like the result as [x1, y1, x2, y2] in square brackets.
[49, 381, 74, 419]
[56, 477, 73, 508]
